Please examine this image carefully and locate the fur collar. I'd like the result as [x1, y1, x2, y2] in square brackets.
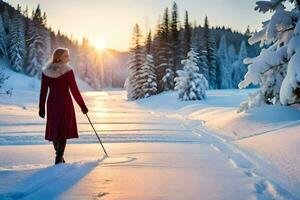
[42, 62, 72, 78]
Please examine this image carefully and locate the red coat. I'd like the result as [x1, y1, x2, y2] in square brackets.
[39, 63, 86, 141]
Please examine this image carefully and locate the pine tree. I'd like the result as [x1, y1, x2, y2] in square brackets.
[245, 25, 251, 37]
[2, 7, 10, 33]
[0, 15, 7, 57]
[141, 54, 157, 97]
[158, 8, 173, 91]
[23, 6, 29, 18]
[183, 11, 191, 57]
[175, 48, 208, 100]
[217, 35, 231, 89]
[8, 6, 26, 72]
[25, 5, 50, 77]
[125, 24, 145, 100]
[23, 5, 31, 59]
[191, 26, 209, 80]
[145, 30, 152, 54]
[171, 2, 181, 72]
[203, 16, 217, 89]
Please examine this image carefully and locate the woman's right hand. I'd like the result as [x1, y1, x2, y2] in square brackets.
[81, 105, 88, 114]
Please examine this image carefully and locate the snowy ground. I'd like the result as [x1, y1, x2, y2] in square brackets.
[0, 84, 300, 199]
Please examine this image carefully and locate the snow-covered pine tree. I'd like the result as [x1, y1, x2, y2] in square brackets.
[25, 5, 50, 77]
[227, 44, 237, 87]
[198, 50, 209, 80]
[191, 26, 209, 81]
[0, 15, 7, 57]
[217, 35, 231, 89]
[175, 48, 208, 101]
[141, 54, 157, 97]
[228, 44, 237, 65]
[232, 40, 248, 88]
[203, 16, 217, 89]
[125, 24, 145, 100]
[8, 5, 25, 72]
[239, 0, 300, 111]
[191, 26, 201, 55]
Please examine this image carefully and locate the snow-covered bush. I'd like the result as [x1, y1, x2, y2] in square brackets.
[239, 0, 300, 111]
[175, 48, 208, 101]
[162, 68, 175, 91]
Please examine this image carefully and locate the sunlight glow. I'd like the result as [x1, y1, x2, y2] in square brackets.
[94, 38, 108, 52]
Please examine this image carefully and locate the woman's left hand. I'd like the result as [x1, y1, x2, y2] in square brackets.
[39, 108, 45, 118]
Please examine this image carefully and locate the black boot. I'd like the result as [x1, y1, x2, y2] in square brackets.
[54, 140, 66, 164]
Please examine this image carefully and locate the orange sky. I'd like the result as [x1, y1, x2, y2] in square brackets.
[7, 0, 270, 51]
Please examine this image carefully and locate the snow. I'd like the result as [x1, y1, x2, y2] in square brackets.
[137, 89, 300, 198]
[0, 79, 300, 198]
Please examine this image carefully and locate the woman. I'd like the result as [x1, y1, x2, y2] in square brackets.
[39, 47, 88, 165]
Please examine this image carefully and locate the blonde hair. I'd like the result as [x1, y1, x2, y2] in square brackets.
[51, 47, 69, 64]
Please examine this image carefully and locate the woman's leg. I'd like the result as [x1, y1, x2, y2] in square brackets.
[53, 141, 58, 152]
[54, 139, 67, 164]
[53, 141, 59, 164]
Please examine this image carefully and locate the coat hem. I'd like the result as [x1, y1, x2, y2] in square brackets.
[45, 135, 79, 142]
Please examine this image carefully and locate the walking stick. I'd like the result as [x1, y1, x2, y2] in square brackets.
[86, 113, 109, 157]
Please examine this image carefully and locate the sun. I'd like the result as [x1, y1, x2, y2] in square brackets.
[94, 39, 107, 52]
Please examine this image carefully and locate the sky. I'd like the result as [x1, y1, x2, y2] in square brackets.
[6, 0, 270, 52]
